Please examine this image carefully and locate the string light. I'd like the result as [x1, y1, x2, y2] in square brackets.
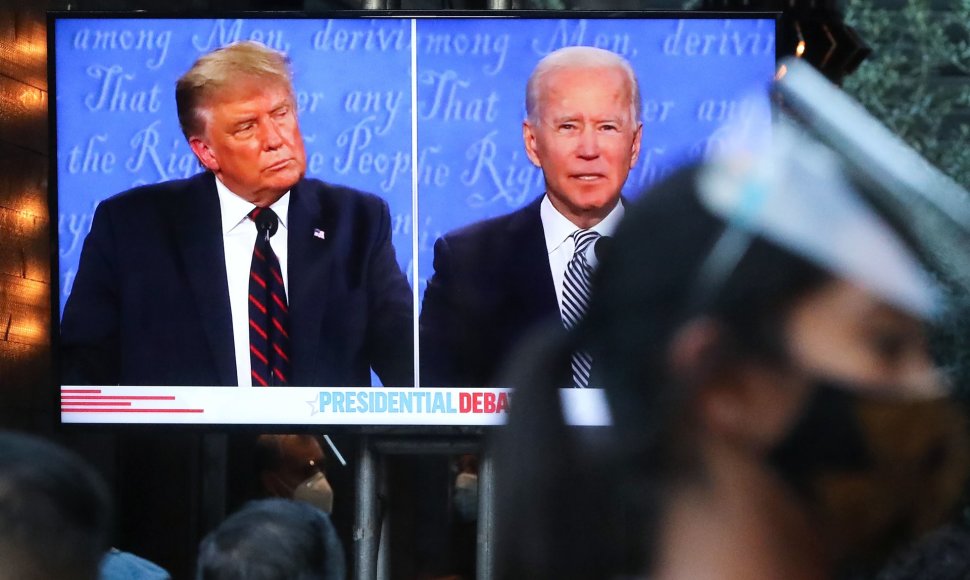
[795, 22, 806, 58]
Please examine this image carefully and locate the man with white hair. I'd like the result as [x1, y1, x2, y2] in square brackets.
[420, 46, 643, 388]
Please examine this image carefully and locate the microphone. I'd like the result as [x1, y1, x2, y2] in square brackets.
[254, 208, 280, 240]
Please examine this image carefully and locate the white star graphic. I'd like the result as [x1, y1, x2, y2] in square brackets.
[306, 393, 320, 416]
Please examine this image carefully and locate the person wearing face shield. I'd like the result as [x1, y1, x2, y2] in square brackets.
[494, 112, 970, 580]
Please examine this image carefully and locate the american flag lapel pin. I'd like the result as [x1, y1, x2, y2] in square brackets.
[313, 228, 326, 240]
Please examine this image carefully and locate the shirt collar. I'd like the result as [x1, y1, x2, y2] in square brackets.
[540, 194, 625, 255]
[215, 176, 291, 235]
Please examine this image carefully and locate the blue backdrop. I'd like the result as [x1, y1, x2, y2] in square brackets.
[54, 15, 776, 314]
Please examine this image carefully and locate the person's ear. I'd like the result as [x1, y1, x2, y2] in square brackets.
[629, 122, 643, 167]
[522, 121, 542, 168]
[697, 358, 811, 453]
[667, 319, 750, 442]
[189, 136, 219, 173]
[669, 319, 809, 451]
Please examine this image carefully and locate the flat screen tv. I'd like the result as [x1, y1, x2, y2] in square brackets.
[51, 12, 777, 426]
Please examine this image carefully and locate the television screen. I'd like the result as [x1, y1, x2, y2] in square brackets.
[52, 13, 777, 426]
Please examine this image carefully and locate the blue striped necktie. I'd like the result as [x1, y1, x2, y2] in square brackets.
[561, 229, 600, 388]
[248, 207, 290, 386]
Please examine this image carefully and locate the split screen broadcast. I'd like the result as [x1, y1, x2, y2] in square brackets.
[53, 15, 776, 425]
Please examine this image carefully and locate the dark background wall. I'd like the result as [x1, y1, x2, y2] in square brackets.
[1, 1, 57, 433]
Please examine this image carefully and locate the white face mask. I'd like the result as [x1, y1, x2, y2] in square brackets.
[292, 471, 334, 514]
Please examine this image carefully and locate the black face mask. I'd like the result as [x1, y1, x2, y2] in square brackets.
[768, 379, 970, 576]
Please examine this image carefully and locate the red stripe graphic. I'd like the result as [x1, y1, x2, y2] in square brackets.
[61, 389, 204, 413]
[252, 370, 268, 386]
[271, 268, 284, 285]
[251, 271, 267, 288]
[62, 409, 204, 413]
[61, 396, 176, 400]
[60, 401, 132, 406]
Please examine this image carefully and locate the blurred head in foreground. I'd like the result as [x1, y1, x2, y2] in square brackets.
[496, 122, 970, 580]
[196, 498, 345, 580]
[0, 431, 112, 580]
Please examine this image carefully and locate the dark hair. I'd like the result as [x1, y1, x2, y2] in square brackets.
[196, 498, 345, 580]
[495, 165, 831, 579]
[0, 431, 113, 580]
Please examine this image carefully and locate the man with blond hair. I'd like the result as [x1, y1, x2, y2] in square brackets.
[62, 41, 413, 388]
[420, 46, 643, 388]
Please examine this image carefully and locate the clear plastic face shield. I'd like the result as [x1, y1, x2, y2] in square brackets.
[774, 57, 970, 401]
[695, 83, 958, 391]
[696, 120, 939, 323]
[775, 58, 970, 301]
[685, 59, 970, 573]
[695, 118, 945, 395]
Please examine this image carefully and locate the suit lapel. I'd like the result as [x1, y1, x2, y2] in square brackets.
[287, 180, 336, 383]
[505, 197, 559, 324]
[173, 173, 237, 386]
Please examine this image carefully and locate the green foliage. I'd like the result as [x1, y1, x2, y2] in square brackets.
[843, 0, 970, 189]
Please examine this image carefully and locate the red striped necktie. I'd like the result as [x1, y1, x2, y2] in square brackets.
[248, 207, 290, 386]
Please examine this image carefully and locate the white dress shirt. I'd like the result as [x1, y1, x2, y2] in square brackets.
[540, 195, 625, 322]
[216, 177, 291, 387]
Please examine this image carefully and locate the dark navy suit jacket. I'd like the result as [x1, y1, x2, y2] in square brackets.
[419, 196, 562, 388]
[61, 172, 414, 387]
